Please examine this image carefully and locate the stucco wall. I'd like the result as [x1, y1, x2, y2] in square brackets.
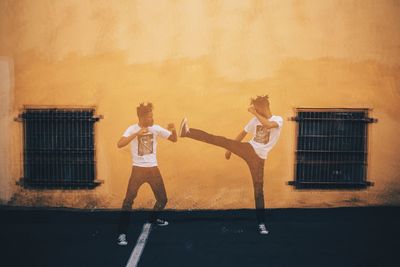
[0, 57, 14, 204]
[0, 0, 399, 209]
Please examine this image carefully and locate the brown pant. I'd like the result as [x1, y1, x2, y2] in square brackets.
[186, 128, 266, 223]
[118, 166, 167, 234]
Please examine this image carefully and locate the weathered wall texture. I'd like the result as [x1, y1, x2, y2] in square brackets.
[0, 0, 399, 209]
[0, 57, 14, 204]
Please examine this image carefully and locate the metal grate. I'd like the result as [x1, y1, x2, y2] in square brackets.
[19, 108, 102, 189]
[290, 109, 376, 189]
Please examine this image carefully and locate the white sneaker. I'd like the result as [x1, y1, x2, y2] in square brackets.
[155, 219, 169, 226]
[117, 233, 128, 246]
[258, 223, 269, 235]
[179, 118, 189, 137]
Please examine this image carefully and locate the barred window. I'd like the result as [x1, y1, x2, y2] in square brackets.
[289, 109, 376, 189]
[18, 108, 102, 189]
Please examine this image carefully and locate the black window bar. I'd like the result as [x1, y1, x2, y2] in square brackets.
[289, 109, 377, 189]
[16, 108, 103, 189]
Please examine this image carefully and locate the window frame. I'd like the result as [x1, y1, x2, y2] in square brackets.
[16, 106, 103, 189]
[289, 108, 376, 189]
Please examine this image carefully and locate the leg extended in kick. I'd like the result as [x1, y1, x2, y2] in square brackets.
[179, 117, 253, 160]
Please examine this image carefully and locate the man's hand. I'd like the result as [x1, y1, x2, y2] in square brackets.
[248, 106, 257, 115]
[117, 127, 148, 148]
[225, 150, 232, 160]
[167, 123, 178, 142]
[167, 123, 175, 131]
[136, 127, 149, 136]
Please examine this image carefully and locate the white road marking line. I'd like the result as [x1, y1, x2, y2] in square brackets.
[126, 223, 152, 267]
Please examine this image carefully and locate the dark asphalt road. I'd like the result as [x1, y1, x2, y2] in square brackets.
[0, 206, 399, 267]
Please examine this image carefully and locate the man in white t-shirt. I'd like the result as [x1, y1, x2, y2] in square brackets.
[116, 102, 177, 245]
[179, 95, 283, 235]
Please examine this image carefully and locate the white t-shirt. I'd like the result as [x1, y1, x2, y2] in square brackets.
[122, 124, 172, 167]
[244, 115, 283, 159]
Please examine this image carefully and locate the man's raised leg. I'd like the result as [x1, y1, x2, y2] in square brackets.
[184, 127, 253, 160]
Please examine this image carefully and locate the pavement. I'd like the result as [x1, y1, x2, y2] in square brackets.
[0, 206, 399, 267]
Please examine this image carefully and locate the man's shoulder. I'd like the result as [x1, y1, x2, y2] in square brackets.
[271, 115, 283, 128]
[122, 123, 139, 137]
[149, 124, 167, 134]
[249, 116, 258, 123]
[149, 124, 162, 130]
[252, 116, 263, 125]
[124, 124, 140, 134]
[268, 115, 282, 120]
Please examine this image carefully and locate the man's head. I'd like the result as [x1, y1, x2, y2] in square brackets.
[137, 102, 154, 127]
[250, 95, 270, 115]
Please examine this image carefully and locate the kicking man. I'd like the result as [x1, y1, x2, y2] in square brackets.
[179, 95, 283, 235]
[117, 102, 177, 245]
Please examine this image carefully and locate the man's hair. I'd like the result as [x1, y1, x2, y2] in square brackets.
[250, 95, 269, 106]
[136, 102, 153, 118]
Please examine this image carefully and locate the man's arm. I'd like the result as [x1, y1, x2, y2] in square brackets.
[225, 130, 247, 160]
[117, 127, 147, 148]
[248, 107, 279, 129]
[167, 123, 178, 142]
[235, 130, 247, 142]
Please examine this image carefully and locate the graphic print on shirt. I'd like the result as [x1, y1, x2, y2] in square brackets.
[254, 125, 270, 144]
[138, 133, 154, 156]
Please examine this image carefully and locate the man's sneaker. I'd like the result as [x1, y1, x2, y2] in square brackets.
[117, 233, 128, 246]
[154, 219, 169, 226]
[258, 223, 269, 235]
[179, 118, 189, 137]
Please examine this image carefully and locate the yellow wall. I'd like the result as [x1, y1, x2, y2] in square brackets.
[1, 0, 399, 209]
